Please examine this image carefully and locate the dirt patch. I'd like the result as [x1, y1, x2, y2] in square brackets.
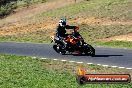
[70, 17, 132, 25]
[0, 20, 57, 36]
[0, 17, 132, 36]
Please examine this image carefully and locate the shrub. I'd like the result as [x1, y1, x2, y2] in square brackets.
[0, 2, 17, 18]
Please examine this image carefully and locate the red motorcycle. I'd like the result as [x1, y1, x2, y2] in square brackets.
[51, 29, 95, 56]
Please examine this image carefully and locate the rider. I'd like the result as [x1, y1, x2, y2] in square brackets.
[56, 18, 81, 54]
[56, 18, 79, 39]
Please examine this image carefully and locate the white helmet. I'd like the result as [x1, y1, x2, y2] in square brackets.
[59, 18, 66, 27]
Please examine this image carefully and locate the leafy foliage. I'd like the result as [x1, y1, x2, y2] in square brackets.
[0, 1, 17, 18]
[0, 0, 17, 6]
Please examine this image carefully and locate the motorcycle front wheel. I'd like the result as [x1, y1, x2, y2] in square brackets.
[83, 44, 95, 56]
[53, 43, 66, 55]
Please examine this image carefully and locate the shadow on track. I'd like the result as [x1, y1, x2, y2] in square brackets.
[63, 54, 123, 57]
[91, 55, 123, 57]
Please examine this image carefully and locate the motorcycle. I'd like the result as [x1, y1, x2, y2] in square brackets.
[50, 29, 95, 56]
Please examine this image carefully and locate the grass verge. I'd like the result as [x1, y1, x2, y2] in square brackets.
[94, 41, 132, 49]
[0, 54, 132, 87]
[0, 29, 52, 43]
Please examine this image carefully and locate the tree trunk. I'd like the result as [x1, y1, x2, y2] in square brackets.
[75, 0, 76, 3]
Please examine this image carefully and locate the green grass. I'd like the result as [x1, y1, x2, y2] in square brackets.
[0, 54, 132, 87]
[94, 41, 132, 49]
[37, 0, 132, 20]
[16, 0, 50, 7]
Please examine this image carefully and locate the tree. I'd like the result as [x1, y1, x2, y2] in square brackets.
[0, 0, 17, 18]
[23, 0, 31, 8]
[0, 0, 17, 6]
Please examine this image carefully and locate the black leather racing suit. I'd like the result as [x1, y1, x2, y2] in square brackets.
[56, 25, 77, 49]
[56, 25, 77, 37]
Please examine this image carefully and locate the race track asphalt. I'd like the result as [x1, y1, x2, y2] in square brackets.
[0, 42, 132, 68]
